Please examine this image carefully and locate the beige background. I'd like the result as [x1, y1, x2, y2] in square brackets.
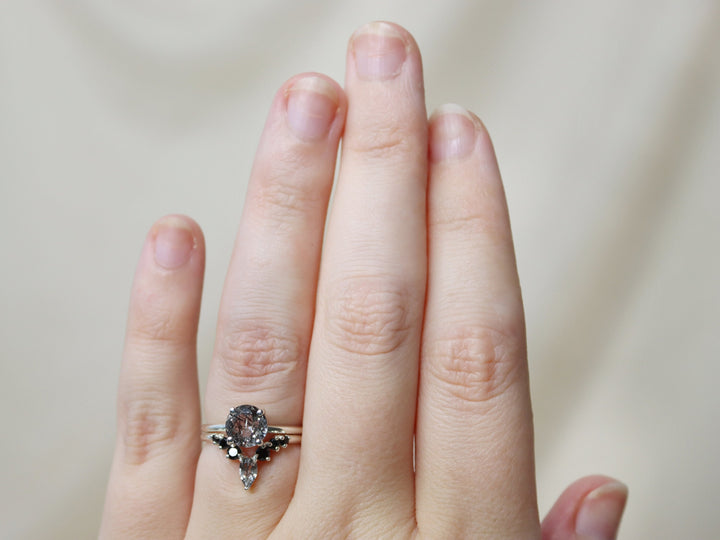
[1, 1, 719, 538]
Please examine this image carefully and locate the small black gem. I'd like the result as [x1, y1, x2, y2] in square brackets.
[211, 434, 229, 449]
[256, 446, 271, 461]
[269, 435, 289, 450]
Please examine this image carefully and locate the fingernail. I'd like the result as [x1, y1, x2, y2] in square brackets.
[429, 104, 477, 162]
[575, 481, 628, 540]
[352, 21, 407, 80]
[153, 216, 195, 270]
[286, 76, 339, 141]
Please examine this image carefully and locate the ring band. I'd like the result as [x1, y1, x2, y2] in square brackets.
[201, 404, 301, 490]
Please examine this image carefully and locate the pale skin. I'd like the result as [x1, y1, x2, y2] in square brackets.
[100, 22, 628, 540]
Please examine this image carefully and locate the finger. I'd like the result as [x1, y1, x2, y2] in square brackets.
[288, 21, 426, 532]
[100, 215, 204, 539]
[415, 105, 538, 538]
[541, 476, 628, 540]
[186, 74, 346, 537]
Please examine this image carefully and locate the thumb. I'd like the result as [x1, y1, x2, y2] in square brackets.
[541, 475, 628, 540]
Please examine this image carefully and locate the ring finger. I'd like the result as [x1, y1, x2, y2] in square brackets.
[185, 73, 346, 538]
[416, 106, 538, 537]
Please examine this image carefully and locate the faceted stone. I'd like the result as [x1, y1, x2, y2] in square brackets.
[225, 405, 268, 447]
[256, 446, 270, 461]
[239, 455, 258, 490]
[212, 435, 229, 449]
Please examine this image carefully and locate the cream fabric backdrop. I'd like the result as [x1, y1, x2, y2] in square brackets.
[1, 1, 718, 538]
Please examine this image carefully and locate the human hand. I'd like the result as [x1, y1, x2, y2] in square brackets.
[100, 21, 627, 539]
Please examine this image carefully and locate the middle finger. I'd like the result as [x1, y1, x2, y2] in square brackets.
[288, 22, 427, 533]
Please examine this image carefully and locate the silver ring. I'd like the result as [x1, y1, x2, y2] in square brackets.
[201, 404, 301, 490]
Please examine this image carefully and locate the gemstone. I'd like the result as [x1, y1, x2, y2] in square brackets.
[212, 435, 229, 449]
[225, 405, 268, 447]
[256, 446, 270, 461]
[239, 455, 258, 490]
[227, 447, 239, 459]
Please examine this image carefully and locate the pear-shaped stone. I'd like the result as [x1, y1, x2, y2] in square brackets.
[239, 455, 258, 490]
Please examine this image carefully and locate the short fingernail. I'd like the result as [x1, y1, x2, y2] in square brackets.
[153, 216, 195, 270]
[429, 104, 477, 162]
[575, 481, 628, 540]
[351, 21, 407, 80]
[286, 76, 339, 141]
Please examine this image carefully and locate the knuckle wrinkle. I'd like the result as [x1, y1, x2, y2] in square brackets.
[216, 324, 303, 391]
[324, 278, 415, 358]
[427, 325, 524, 405]
[121, 400, 178, 465]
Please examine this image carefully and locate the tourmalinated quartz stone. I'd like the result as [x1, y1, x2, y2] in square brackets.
[239, 455, 258, 490]
[225, 405, 268, 447]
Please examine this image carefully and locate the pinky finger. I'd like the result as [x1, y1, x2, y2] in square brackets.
[100, 215, 205, 539]
[541, 476, 628, 540]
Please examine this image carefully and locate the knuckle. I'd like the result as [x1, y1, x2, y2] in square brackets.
[430, 210, 505, 239]
[215, 323, 304, 391]
[426, 323, 525, 405]
[128, 290, 189, 346]
[120, 399, 179, 465]
[254, 162, 323, 222]
[324, 277, 416, 358]
[345, 123, 413, 159]
[429, 186, 510, 241]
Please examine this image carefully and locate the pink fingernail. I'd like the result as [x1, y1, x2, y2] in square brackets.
[575, 481, 628, 540]
[351, 22, 407, 81]
[429, 104, 478, 162]
[286, 76, 339, 141]
[153, 216, 195, 269]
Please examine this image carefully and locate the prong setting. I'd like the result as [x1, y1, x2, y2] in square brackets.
[207, 405, 295, 490]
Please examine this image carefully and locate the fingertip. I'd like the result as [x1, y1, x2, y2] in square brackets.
[284, 72, 343, 104]
[349, 20, 419, 56]
[542, 475, 628, 540]
[283, 73, 345, 142]
[149, 214, 204, 270]
[575, 480, 628, 539]
[346, 20, 424, 88]
[428, 104, 496, 165]
[428, 104, 477, 162]
[126, 213, 205, 349]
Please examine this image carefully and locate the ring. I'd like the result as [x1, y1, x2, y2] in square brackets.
[201, 404, 301, 490]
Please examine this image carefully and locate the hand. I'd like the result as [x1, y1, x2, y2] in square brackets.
[100, 21, 627, 539]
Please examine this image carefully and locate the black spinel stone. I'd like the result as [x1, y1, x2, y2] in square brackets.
[272, 436, 288, 448]
[256, 446, 271, 461]
[212, 434, 229, 449]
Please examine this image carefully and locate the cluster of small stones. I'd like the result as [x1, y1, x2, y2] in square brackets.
[256, 435, 290, 461]
[210, 405, 290, 490]
[210, 434, 290, 462]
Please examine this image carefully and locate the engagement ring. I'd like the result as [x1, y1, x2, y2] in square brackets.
[201, 405, 301, 490]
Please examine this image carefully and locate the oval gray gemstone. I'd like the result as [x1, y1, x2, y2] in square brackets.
[225, 405, 268, 447]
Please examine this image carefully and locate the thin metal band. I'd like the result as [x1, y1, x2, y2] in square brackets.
[201, 424, 302, 435]
[201, 424, 302, 444]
